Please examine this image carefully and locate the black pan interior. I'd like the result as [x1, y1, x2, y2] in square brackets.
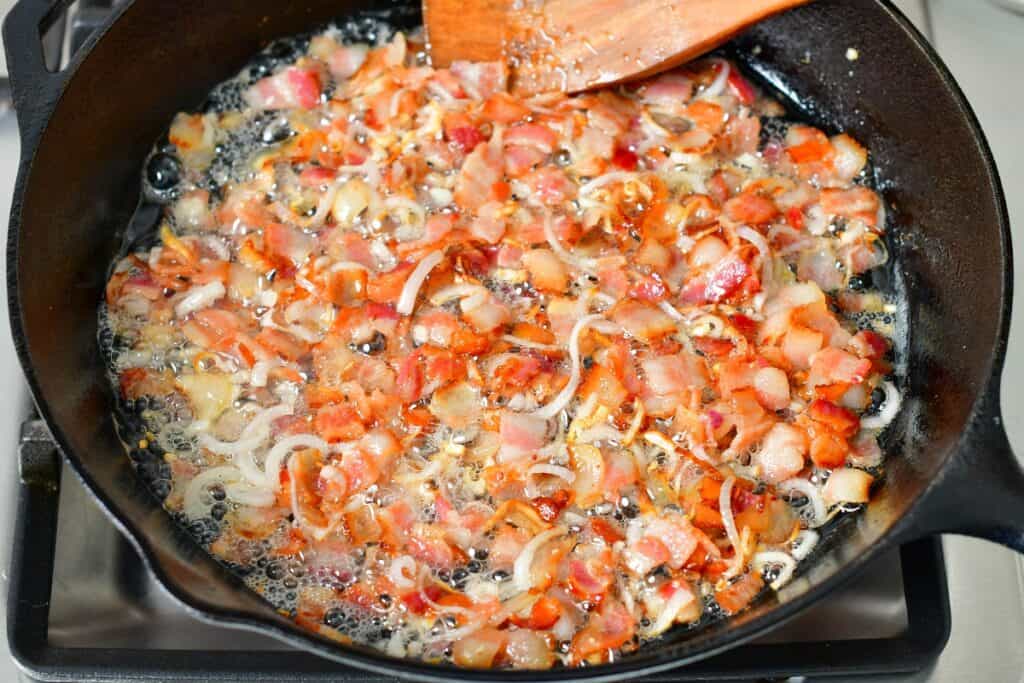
[7, 0, 1010, 679]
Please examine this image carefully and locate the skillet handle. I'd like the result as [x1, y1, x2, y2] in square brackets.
[2, 0, 70, 147]
[901, 378, 1024, 553]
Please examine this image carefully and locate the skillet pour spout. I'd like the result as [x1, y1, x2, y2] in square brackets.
[4, 0, 1024, 679]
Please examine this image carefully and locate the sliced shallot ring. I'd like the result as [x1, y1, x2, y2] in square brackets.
[513, 526, 567, 592]
[752, 550, 798, 590]
[397, 249, 444, 315]
[529, 314, 605, 420]
[860, 380, 900, 430]
[778, 478, 828, 528]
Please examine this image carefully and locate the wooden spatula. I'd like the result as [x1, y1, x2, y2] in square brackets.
[424, 0, 810, 95]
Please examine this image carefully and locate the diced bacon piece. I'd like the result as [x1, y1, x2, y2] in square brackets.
[447, 124, 485, 154]
[624, 535, 671, 575]
[849, 329, 888, 360]
[682, 255, 754, 304]
[443, 111, 484, 153]
[782, 325, 824, 370]
[643, 354, 707, 395]
[786, 125, 832, 164]
[764, 282, 827, 317]
[685, 101, 726, 134]
[808, 347, 873, 386]
[264, 223, 314, 266]
[120, 273, 163, 301]
[506, 123, 558, 153]
[571, 599, 636, 663]
[255, 328, 307, 361]
[498, 412, 549, 461]
[428, 68, 467, 100]
[525, 167, 576, 204]
[597, 265, 631, 299]
[830, 133, 868, 182]
[468, 201, 507, 244]
[689, 235, 730, 268]
[449, 60, 506, 99]
[366, 261, 415, 304]
[638, 72, 693, 105]
[753, 366, 790, 410]
[504, 144, 548, 176]
[576, 126, 614, 172]
[717, 358, 760, 396]
[331, 45, 368, 80]
[495, 245, 524, 268]
[463, 298, 510, 333]
[568, 556, 614, 599]
[645, 515, 699, 568]
[797, 244, 844, 292]
[754, 423, 807, 484]
[309, 36, 368, 80]
[491, 355, 544, 390]
[716, 570, 764, 614]
[807, 399, 860, 438]
[844, 242, 885, 273]
[454, 138, 503, 211]
[705, 255, 754, 302]
[546, 296, 578, 343]
[395, 351, 424, 403]
[612, 302, 676, 344]
[481, 92, 530, 122]
[245, 66, 322, 111]
[724, 192, 777, 224]
[314, 404, 367, 442]
[808, 423, 849, 468]
[407, 525, 456, 569]
[720, 112, 761, 156]
[820, 186, 880, 226]
[522, 248, 568, 293]
[579, 365, 629, 409]
[849, 431, 883, 468]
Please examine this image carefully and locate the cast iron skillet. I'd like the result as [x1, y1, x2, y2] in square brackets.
[4, 0, 1024, 680]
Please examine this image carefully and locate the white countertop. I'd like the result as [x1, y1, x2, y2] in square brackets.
[0, 1, 1022, 681]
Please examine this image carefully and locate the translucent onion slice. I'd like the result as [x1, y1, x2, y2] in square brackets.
[790, 529, 820, 561]
[183, 465, 242, 518]
[388, 556, 418, 588]
[719, 476, 742, 562]
[287, 456, 333, 540]
[523, 463, 576, 498]
[778, 478, 828, 528]
[736, 225, 772, 292]
[543, 214, 598, 274]
[175, 281, 225, 318]
[513, 527, 567, 592]
[696, 58, 730, 101]
[643, 584, 696, 637]
[263, 434, 330, 491]
[860, 380, 901, 430]
[397, 249, 444, 315]
[529, 314, 605, 420]
[752, 550, 798, 590]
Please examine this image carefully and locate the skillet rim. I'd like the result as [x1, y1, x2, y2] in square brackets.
[3, 0, 1012, 680]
